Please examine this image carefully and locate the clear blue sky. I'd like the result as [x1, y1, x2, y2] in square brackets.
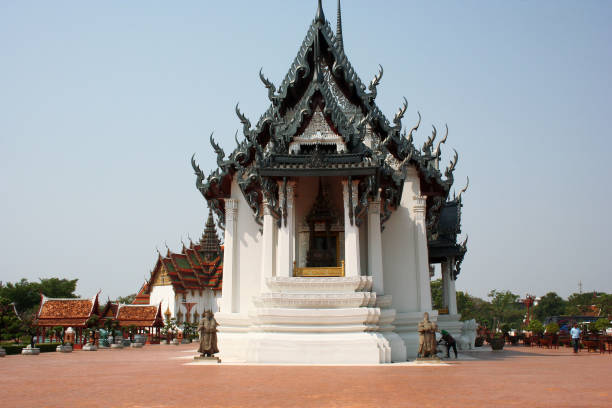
[1, 1, 611, 301]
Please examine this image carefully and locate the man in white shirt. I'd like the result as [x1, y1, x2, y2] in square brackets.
[570, 323, 581, 353]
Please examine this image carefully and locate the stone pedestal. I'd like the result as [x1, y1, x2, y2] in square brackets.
[56, 345, 73, 353]
[130, 342, 144, 348]
[414, 356, 443, 364]
[218, 276, 403, 364]
[0, 347, 6, 357]
[193, 355, 220, 363]
[83, 343, 98, 351]
[21, 345, 40, 355]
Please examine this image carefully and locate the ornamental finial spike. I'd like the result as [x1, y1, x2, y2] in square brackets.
[336, 0, 343, 51]
[316, 0, 325, 23]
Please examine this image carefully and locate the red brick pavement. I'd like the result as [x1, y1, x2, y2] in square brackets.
[0, 344, 610, 408]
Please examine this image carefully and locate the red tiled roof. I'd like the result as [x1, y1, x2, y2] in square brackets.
[36, 294, 99, 327]
[116, 304, 163, 327]
[143, 241, 223, 296]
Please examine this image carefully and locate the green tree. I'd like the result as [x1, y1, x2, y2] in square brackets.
[488, 290, 523, 329]
[0, 279, 41, 313]
[545, 322, 560, 334]
[593, 318, 610, 333]
[0, 278, 78, 314]
[430, 279, 443, 310]
[566, 292, 598, 315]
[526, 319, 544, 334]
[0, 297, 22, 342]
[534, 292, 566, 321]
[38, 278, 78, 299]
[115, 293, 137, 304]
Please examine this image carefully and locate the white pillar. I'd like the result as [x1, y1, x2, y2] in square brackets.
[367, 199, 384, 294]
[342, 179, 361, 277]
[412, 195, 431, 311]
[448, 258, 458, 315]
[221, 199, 238, 313]
[276, 180, 296, 277]
[260, 198, 277, 292]
[441, 261, 450, 309]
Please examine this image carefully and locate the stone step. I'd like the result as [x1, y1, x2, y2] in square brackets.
[255, 291, 376, 309]
[265, 276, 372, 293]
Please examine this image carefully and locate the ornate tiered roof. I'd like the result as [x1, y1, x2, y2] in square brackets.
[36, 293, 100, 327]
[115, 304, 163, 328]
[192, 0, 463, 237]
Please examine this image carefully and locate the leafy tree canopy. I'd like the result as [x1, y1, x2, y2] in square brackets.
[115, 293, 137, 304]
[0, 278, 78, 314]
[534, 292, 566, 321]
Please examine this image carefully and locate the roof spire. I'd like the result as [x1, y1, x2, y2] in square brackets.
[316, 0, 325, 23]
[336, 0, 343, 51]
[200, 207, 221, 261]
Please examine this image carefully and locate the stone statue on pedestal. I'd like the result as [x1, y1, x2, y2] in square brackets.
[197, 310, 218, 357]
[417, 312, 439, 358]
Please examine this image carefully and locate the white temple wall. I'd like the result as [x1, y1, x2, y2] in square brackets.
[177, 289, 220, 318]
[381, 167, 420, 313]
[231, 180, 263, 313]
[149, 285, 175, 317]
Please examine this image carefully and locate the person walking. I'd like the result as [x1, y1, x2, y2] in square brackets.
[570, 323, 581, 354]
[438, 330, 458, 358]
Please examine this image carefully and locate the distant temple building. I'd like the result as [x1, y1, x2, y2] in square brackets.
[190, 1, 469, 363]
[133, 210, 223, 324]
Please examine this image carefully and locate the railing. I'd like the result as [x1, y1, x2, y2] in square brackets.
[293, 260, 345, 277]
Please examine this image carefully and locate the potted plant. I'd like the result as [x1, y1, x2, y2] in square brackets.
[489, 332, 505, 350]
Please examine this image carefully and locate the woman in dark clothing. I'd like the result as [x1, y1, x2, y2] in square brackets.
[438, 330, 458, 358]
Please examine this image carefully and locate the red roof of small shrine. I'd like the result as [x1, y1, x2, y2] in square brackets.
[136, 241, 222, 302]
[116, 304, 163, 327]
[36, 293, 100, 327]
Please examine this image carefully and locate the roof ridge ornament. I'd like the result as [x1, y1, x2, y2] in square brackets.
[457, 176, 469, 202]
[316, 0, 325, 23]
[336, 0, 344, 51]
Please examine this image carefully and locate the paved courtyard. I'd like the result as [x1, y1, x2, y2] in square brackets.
[1, 344, 610, 407]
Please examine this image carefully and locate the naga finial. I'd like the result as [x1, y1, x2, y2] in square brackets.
[457, 176, 469, 201]
[191, 153, 206, 188]
[209, 132, 226, 166]
[259, 68, 277, 102]
[433, 124, 448, 158]
[405, 111, 421, 145]
[422, 125, 437, 153]
[393, 97, 408, 128]
[445, 149, 458, 177]
[461, 235, 469, 249]
[235, 103, 252, 135]
[368, 64, 384, 98]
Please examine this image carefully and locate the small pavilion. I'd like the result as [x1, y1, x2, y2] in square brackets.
[115, 304, 164, 343]
[35, 293, 100, 348]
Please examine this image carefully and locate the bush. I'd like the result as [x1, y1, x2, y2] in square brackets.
[545, 322, 560, 334]
[3, 344, 25, 355]
[37, 342, 61, 352]
[526, 319, 544, 334]
[2, 342, 62, 354]
[593, 318, 610, 332]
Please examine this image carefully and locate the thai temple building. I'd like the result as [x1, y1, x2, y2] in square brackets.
[190, 0, 469, 363]
[132, 210, 223, 323]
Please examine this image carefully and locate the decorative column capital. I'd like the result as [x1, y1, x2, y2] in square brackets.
[368, 199, 381, 214]
[224, 198, 239, 215]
